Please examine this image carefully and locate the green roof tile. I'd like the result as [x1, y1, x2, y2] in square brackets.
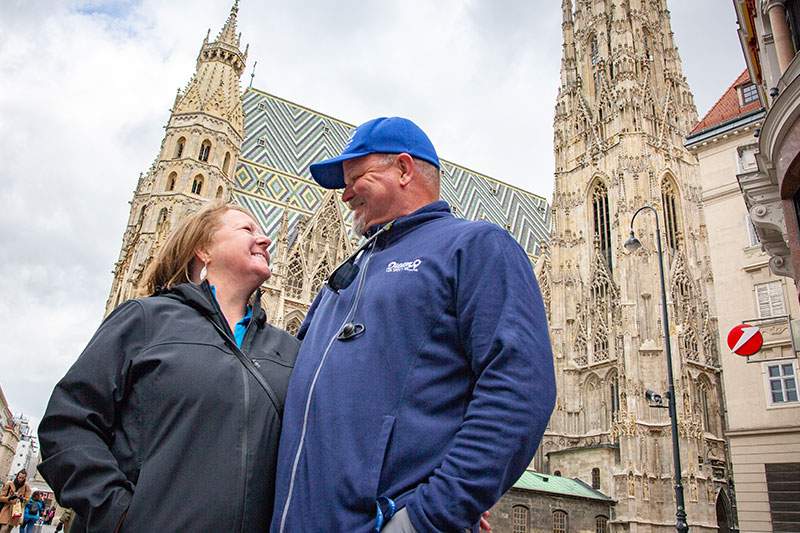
[512, 471, 613, 502]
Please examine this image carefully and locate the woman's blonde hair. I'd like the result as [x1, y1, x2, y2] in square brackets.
[138, 200, 254, 296]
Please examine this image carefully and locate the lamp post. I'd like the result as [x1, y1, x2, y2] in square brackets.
[624, 205, 689, 533]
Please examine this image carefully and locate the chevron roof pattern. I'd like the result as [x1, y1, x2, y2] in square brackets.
[234, 87, 550, 257]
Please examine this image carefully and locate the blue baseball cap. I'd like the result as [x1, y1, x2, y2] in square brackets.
[309, 116, 440, 189]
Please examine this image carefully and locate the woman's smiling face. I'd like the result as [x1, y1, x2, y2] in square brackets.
[204, 209, 272, 286]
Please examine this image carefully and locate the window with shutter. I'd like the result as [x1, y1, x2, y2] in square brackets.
[755, 281, 786, 318]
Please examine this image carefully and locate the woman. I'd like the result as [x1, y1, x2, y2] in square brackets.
[20, 491, 43, 533]
[38, 201, 299, 532]
[0, 470, 31, 532]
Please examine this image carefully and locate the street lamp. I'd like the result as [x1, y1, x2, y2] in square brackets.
[624, 205, 689, 533]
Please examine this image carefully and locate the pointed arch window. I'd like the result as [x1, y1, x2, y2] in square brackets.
[591, 35, 599, 66]
[592, 181, 612, 270]
[191, 175, 204, 195]
[215, 185, 224, 199]
[166, 171, 177, 192]
[610, 373, 620, 422]
[199, 140, 212, 162]
[661, 177, 681, 251]
[156, 208, 169, 243]
[223, 151, 231, 175]
[310, 260, 330, 297]
[286, 253, 304, 299]
[695, 379, 714, 433]
[175, 137, 185, 158]
[596, 516, 608, 533]
[285, 316, 302, 337]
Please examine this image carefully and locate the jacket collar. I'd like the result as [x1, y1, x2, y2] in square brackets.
[160, 281, 267, 328]
[364, 200, 453, 245]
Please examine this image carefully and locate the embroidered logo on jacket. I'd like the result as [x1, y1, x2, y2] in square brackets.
[386, 259, 422, 273]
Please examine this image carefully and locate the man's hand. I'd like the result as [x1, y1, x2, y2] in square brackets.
[480, 511, 491, 531]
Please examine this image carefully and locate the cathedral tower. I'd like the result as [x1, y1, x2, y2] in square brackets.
[540, 0, 730, 530]
[105, 2, 247, 311]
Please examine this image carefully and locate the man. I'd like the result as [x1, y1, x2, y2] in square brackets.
[272, 117, 555, 532]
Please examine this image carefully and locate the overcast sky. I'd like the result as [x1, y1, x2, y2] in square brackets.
[0, 0, 745, 433]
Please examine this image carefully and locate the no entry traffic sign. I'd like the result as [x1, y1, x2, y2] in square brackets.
[727, 324, 764, 357]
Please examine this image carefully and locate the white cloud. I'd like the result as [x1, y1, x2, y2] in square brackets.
[0, 0, 747, 431]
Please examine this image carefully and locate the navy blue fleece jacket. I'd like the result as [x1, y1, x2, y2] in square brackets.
[272, 201, 555, 532]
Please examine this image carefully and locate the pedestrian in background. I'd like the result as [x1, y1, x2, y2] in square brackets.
[20, 491, 43, 533]
[38, 201, 299, 532]
[0, 470, 31, 533]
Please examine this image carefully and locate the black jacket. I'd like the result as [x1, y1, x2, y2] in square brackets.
[38, 282, 299, 532]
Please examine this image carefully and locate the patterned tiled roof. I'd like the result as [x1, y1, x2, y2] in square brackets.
[689, 70, 763, 135]
[233, 88, 551, 258]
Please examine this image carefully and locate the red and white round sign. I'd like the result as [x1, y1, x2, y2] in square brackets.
[727, 324, 764, 357]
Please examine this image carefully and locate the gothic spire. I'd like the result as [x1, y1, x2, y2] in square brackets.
[216, 0, 241, 48]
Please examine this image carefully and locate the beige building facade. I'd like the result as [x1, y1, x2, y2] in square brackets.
[0, 385, 19, 480]
[688, 68, 800, 533]
[540, 0, 731, 531]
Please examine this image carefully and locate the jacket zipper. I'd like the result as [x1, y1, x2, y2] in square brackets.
[278, 238, 379, 533]
[202, 286, 253, 533]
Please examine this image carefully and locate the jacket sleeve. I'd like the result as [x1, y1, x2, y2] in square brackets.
[37, 300, 146, 533]
[406, 226, 556, 531]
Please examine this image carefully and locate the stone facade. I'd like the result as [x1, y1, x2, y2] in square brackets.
[491, 487, 612, 533]
[0, 385, 18, 480]
[539, 1, 730, 531]
[734, 0, 800, 303]
[687, 70, 800, 533]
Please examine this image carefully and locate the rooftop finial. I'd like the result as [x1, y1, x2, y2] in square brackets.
[216, 0, 241, 47]
[249, 60, 258, 88]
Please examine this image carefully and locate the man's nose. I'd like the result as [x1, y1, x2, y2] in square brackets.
[256, 234, 272, 247]
[341, 186, 354, 203]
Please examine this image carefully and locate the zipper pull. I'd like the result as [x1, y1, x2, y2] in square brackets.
[251, 359, 261, 368]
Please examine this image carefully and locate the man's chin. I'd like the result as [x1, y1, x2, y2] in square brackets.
[352, 218, 366, 237]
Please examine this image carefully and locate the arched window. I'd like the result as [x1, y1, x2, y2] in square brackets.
[175, 137, 185, 158]
[166, 171, 177, 192]
[609, 372, 620, 422]
[661, 177, 681, 251]
[191, 175, 204, 195]
[285, 316, 302, 337]
[591, 181, 612, 270]
[592, 467, 601, 489]
[554, 470, 562, 476]
[553, 510, 568, 533]
[286, 253, 304, 299]
[199, 139, 212, 162]
[222, 151, 231, 175]
[695, 378, 714, 433]
[512, 505, 529, 533]
[596, 515, 608, 533]
[215, 185, 224, 199]
[310, 260, 330, 297]
[155, 208, 169, 242]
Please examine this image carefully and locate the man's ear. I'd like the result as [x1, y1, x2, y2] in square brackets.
[396, 153, 415, 186]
